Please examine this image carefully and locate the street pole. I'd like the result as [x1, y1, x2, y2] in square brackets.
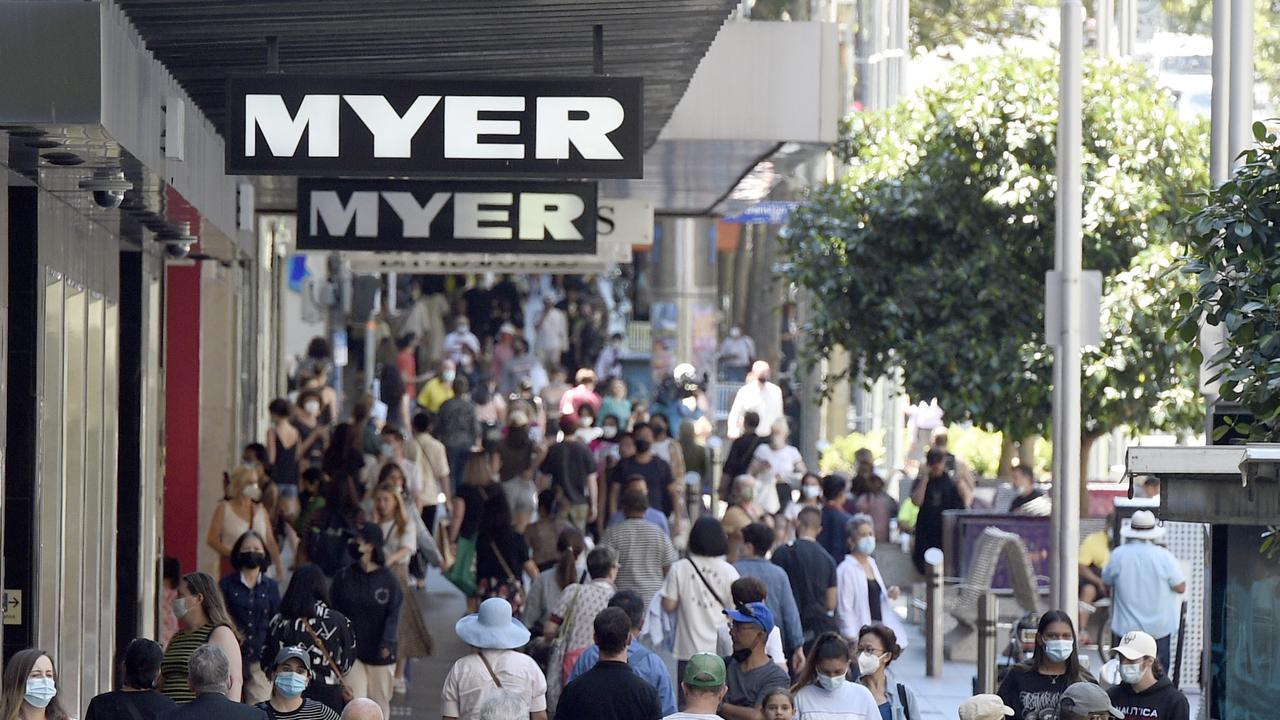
[1228, 0, 1254, 165]
[1052, 0, 1084, 616]
[1096, 0, 1113, 58]
[1210, 0, 1232, 182]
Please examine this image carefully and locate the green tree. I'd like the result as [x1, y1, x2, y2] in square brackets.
[783, 52, 1206, 451]
[912, 0, 1053, 49]
[1175, 122, 1280, 440]
[1160, 0, 1280, 85]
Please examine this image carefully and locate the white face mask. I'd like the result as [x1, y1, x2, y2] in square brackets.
[1120, 662, 1145, 685]
[816, 673, 845, 692]
[243, 483, 262, 502]
[802, 485, 821, 499]
[304, 401, 321, 415]
[856, 652, 883, 676]
[173, 596, 191, 620]
[24, 678, 56, 709]
[581, 416, 594, 427]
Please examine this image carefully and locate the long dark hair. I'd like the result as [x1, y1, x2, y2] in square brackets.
[1, 649, 69, 720]
[792, 632, 850, 693]
[555, 527, 586, 590]
[1026, 609, 1090, 682]
[280, 564, 331, 619]
[229, 531, 271, 571]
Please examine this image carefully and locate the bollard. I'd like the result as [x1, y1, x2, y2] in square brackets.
[925, 556, 944, 677]
[977, 592, 999, 693]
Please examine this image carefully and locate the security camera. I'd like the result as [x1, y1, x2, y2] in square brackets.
[79, 170, 133, 209]
[164, 238, 195, 259]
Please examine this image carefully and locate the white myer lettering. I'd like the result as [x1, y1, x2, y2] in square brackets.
[519, 193, 585, 240]
[453, 193, 514, 240]
[535, 96, 626, 160]
[245, 94, 624, 160]
[245, 94, 340, 158]
[342, 95, 442, 158]
[310, 191, 378, 236]
[443, 96, 525, 159]
[382, 192, 452, 238]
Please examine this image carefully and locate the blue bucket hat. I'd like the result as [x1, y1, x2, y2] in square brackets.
[455, 598, 531, 650]
[724, 601, 775, 636]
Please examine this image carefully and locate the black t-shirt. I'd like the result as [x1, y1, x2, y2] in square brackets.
[997, 665, 1095, 720]
[912, 472, 965, 569]
[477, 525, 530, 580]
[457, 484, 492, 539]
[1107, 676, 1191, 720]
[554, 661, 661, 720]
[85, 690, 177, 720]
[770, 538, 838, 634]
[540, 440, 597, 505]
[1009, 488, 1045, 513]
[612, 455, 675, 513]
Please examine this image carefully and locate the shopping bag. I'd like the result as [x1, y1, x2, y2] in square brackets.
[443, 535, 478, 597]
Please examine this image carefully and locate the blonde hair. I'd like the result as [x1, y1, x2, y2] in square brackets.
[373, 482, 409, 538]
[228, 466, 258, 497]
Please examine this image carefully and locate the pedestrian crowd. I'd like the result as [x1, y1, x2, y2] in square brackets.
[1, 274, 1190, 720]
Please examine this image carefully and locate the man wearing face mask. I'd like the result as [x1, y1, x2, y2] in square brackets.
[1106, 632, 1189, 720]
[726, 362, 783, 440]
[720, 602, 790, 720]
[255, 647, 340, 720]
[1008, 466, 1050, 516]
[594, 332, 626, 383]
[443, 317, 482, 366]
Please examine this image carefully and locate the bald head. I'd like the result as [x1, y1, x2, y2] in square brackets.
[339, 699, 384, 720]
[751, 361, 771, 382]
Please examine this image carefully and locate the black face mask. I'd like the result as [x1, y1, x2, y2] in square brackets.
[731, 647, 752, 663]
[238, 551, 266, 569]
[634, 439, 653, 454]
[348, 542, 364, 560]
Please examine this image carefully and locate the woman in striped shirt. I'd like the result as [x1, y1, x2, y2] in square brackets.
[160, 572, 243, 704]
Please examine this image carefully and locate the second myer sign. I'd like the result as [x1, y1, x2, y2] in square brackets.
[297, 178, 597, 254]
[227, 75, 643, 177]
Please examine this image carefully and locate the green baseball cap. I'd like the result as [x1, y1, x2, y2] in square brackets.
[683, 653, 726, 688]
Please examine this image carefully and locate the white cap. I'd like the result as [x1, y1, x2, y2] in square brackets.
[1113, 630, 1158, 661]
[958, 694, 1014, 720]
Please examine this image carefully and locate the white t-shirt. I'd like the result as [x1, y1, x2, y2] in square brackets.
[753, 443, 803, 484]
[793, 681, 880, 720]
[664, 713, 723, 720]
[441, 650, 548, 718]
[659, 556, 740, 661]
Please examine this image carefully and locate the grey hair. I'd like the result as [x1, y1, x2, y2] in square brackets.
[475, 688, 530, 720]
[188, 643, 229, 695]
[732, 474, 756, 497]
[339, 698, 385, 720]
[846, 513, 875, 537]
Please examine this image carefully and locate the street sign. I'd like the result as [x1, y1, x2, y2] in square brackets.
[3, 589, 21, 625]
[297, 178, 597, 255]
[597, 198, 654, 248]
[226, 75, 644, 178]
[722, 201, 801, 225]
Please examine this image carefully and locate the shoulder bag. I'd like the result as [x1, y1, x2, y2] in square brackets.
[897, 682, 913, 720]
[477, 650, 504, 688]
[687, 557, 727, 609]
[304, 621, 355, 704]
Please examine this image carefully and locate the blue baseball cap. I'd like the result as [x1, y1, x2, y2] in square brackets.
[724, 602, 775, 635]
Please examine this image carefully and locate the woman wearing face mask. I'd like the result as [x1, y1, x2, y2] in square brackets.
[261, 565, 356, 715]
[996, 610, 1096, 720]
[208, 466, 285, 579]
[255, 646, 340, 720]
[790, 632, 879, 720]
[781, 473, 824, 543]
[1, 650, 71, 720]
[293, 389, 330, 474]
[574, 404, 603, 446]
[836, 515, 905, 647]
[329, 524, 403, 719]
[854, 624, 919, 720]
[372, 483, 435, 695]
[647, 415, 687, 485]
[749, 419, 805, 517]
[219, 531, 282, 704]
[161, 572, 244, 704]
[599, 378, 631, 427]
[1105, 631, 1189, 720]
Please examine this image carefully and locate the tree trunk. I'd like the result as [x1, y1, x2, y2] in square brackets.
[1079, 433, 1101, 519]
[1018, 436, 1039, 473]
[998, 435, 1017, 479]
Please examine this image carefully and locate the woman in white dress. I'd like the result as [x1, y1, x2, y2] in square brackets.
[206, 465, 284, 578]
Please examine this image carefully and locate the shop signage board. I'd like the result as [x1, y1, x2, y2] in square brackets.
[227, 75, 644, 177]
[297, 178, 597, 254]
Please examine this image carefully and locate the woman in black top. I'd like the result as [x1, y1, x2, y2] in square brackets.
[475, 481, 540, 617]
[261, 564, 356, 715]
[997, 610, 1096, 720]
[450, 450, 501, 612]
[85, 639, 177, 720]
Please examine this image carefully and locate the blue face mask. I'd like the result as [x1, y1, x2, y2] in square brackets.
[1044, 639, 1074, 663]
[24, 678, 57, 708]
[856, 537, 876, 555]
[274, 671, 308, 698]
[816, 673, 845, 692]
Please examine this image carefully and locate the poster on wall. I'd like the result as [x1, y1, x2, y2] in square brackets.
[650, 301, 678, 382]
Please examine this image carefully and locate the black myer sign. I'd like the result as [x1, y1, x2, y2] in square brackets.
[296, 178, 597, 254]
[227, 75, 643, 178]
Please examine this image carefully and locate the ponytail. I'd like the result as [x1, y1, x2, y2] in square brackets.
[554, 527, 586, 590]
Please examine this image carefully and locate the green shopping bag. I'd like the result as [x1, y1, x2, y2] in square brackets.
[444, 535, 478, 597]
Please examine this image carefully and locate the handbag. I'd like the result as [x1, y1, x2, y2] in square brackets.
[304, 622, 355, 704]
[490, 540, 524, 592]
[444, 535, 479, 596]
[687, 558, 727, 609]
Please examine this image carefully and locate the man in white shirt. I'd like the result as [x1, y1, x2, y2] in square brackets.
[727, 361, 784, 439]
[534, 293, 569, 371]
[662, 653, 728, 720]
[442, 317, 481, 365]
[442, 598, 548, 720]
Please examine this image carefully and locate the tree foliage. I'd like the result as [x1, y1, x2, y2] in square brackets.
[782, 52, 1207, 442]
[912, 0, 1052, 50]
[1160, 0, 1280, 86]
[1176, 122, 1280, 440]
